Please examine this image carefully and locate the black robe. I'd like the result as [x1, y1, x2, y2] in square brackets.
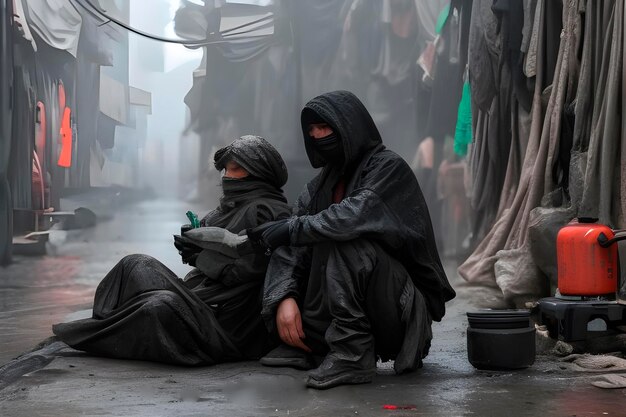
[262, 91, 455, 372]
[53, 136, 291, 365]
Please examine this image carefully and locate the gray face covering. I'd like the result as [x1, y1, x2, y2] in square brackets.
[311, 133, 344, 166]
[219, 176, 263, 205]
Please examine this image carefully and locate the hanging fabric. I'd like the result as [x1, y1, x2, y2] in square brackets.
[454, 77, 472, 157]
[35, 101, 46, 172]
[24, 0, 82, 57]
[32, 150, 45, 210]
[58, 107, 72, 168]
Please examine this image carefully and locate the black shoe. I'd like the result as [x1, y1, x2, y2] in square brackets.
[260, 344, 316, 370]
[305, 353, 375, 389]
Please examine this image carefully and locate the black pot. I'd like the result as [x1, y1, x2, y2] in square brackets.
[466, 310, 535, 370]
[466, 309, 531, 319]
[467, 310, 531, 330]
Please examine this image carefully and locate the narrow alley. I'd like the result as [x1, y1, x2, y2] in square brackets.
[2, 1, 626, 416]
[0, 194, 624, 416]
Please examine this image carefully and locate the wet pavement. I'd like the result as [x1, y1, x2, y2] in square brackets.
[0, 193, 195, 365]
[0, 192, 625, 416]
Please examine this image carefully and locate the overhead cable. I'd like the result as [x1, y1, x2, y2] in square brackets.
[72, 0, 274, 47]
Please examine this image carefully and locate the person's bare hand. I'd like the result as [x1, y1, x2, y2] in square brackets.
[276, 298, 311, 352]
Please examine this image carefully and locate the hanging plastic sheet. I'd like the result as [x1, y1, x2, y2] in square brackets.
[24, 0, 82, 57]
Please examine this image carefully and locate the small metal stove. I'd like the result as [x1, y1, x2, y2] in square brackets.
[537, 297, 626, 342]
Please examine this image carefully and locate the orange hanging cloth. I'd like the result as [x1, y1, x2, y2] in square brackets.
[58, 106, 72, 167]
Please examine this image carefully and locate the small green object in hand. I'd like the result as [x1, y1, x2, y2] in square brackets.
[186, 211, 200, 228]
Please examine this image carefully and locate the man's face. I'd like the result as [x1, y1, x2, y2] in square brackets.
[223, 160, 249, 179]
[308, 123, 333, 139]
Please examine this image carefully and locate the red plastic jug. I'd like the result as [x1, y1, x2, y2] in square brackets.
[557, 219, 625, 296]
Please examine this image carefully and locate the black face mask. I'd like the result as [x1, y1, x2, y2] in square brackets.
[219, 175, 268, 209]
[221, 176, 254, 194]
[311, 133, 344, 166]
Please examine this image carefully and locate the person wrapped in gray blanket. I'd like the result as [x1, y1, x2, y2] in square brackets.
[53, 135, 291, 365]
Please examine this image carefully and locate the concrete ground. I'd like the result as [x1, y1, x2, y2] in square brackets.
[0, 192, 625, 416]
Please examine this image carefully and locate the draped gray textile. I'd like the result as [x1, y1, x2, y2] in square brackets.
[460, 0, 574, 302]
[24, 0, 82, 57]
[515, 0, 623, 300]
[467, 0, 552, 240]
[579, 0, 624, 225]
[460, 0, 626, 305]
[468, 0, 501, 114]
[468, 0, 530, 245]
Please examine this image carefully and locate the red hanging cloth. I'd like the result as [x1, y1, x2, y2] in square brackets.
[57, 106, 72, 167]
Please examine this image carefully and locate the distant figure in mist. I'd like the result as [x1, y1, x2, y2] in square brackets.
[249, 91, 455, 389]
[53, 136, 291, 365]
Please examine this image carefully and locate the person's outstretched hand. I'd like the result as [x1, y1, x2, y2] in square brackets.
[276, 297, 311, 352]
[247, 219, 291, 250]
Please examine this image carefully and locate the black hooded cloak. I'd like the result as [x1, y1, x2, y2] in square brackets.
[53, 135, 290, 365]
[262, 91, 455, 372]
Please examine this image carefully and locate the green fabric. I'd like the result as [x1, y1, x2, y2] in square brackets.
[435, 3, 451, 34]
[454, 81, 472, 156]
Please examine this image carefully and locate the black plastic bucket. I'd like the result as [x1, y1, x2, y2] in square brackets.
[466, 309, 535, 370]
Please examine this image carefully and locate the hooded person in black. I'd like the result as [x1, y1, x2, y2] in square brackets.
[53, 135, 291, 365]
[250, 91, 455, 389]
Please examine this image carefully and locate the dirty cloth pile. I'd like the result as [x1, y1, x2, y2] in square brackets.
[559, 353, 626, 389]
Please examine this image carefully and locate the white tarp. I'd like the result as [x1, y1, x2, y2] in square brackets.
[24, 0, 82, 57]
